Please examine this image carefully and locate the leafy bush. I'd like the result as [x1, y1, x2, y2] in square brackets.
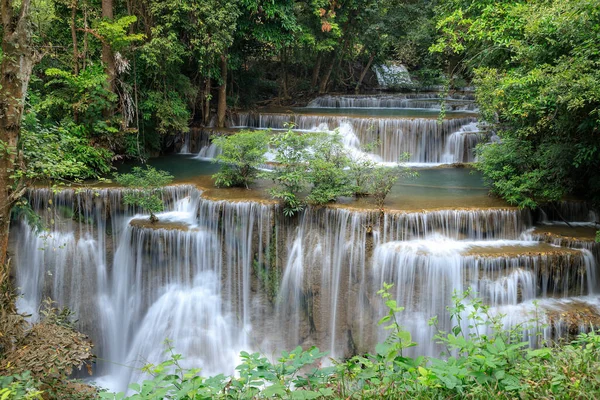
[115, 166, 174, 222]
[19, 110, 114, 182]
[265, 127, 312, 217]
[211, 131, 269, 188]
[432, 0, 600, 207]
[475, 137, 569, 208]
[0, 372, 43, 400]
[263, 127, 417, 214]
[305, 132, 354, 205]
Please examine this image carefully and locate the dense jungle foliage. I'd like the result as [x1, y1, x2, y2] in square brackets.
[431, 0, 600, 209]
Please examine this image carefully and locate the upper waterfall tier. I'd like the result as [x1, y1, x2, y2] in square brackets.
[308, 93, 477, 111]
[229, 112, 479, 164]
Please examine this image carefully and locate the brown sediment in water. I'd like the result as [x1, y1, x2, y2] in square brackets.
[531, 225, 598, 242]
[463, 243, 581, 257]
[544, 301, 600, 336]
[129, 219, 191, 231]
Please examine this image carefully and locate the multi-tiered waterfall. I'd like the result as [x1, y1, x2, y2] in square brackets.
[10, 184, 599, 392]
[190, 93, 481, 165]
[10, 94, 600, 393]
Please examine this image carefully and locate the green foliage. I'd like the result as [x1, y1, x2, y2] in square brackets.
[596, 231, 600, 243]
[262, 127, 417, 214]
[305, 132, 354, 205]
[365, 166, 416, 210]
[114, 166, 174, 221]
[350, 152, 417, 210]
[96, 16, 144, 51]
[40, 66, 117, 130]
[140, 89, 192, 137]
[433, 0, 600, 207]
[265, 127, 312, 217]
[211, 131, 269, 188]
[0, 372, 43, 400]
[19, 111, 113, 182]
[475, 138, 569, 208]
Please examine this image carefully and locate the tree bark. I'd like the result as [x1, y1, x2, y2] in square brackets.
[70, 0, 79, 74]
[203, 77, 211, 125]
[311, 53, 322, 90]
[101, 0, 115, 93]
[355, 53, 375, 94]
[217, 54, 228, 128]
[318, 54, 335, 94]
[0, 0, 35, 266]
[281, 47, 289, 99]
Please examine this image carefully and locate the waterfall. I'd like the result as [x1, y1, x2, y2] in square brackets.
[374, 64, 412, 88]
[179, 132, 191, 154]
[441, 122, 482, 163]
[307, 93, 477, 111]
[194, 143, 222, 160]
[371, 235, 598, 355]
[10, 186, 600, 392]
[229, 112, 478, 164]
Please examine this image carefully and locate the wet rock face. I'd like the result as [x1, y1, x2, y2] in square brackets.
[9, 186, 600, 391]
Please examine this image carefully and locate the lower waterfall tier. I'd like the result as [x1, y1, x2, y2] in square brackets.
[9, 186, 600, 392]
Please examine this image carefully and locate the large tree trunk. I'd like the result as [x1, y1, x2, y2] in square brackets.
[217, 54, 227, 128]
[71, 0, 79, 74]
[101, 0, 115, 94]
[0, 0, 35, 266]
[355, 53, 375, 94]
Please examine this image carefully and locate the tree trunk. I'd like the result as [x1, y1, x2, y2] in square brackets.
[0, 0, 35, 266]
[70, 0, 79, 74]
[217, 54, 228, 128]
[82, 4, 88, 69]
[311, 53, 322, 90]
[203, 77, 211, 125]
[318, 54, 335, 94]
[101, 0, 115, 94]
[355, 53, 375, 94]
[281, 47, 289, 99]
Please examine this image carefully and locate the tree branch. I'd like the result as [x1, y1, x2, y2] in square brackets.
[76, 27, 108, 46]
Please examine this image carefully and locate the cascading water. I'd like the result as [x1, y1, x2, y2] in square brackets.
[374, 64, 412, 88]
[195, 143, 222, 160]
[11, 185, 600, 392]
[12, 187, 271, 392]
[228, 112, 479, 164]
[9, 73, 600, 395]
[441, 122, 482, 163]
[307, 93, 477, 111]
